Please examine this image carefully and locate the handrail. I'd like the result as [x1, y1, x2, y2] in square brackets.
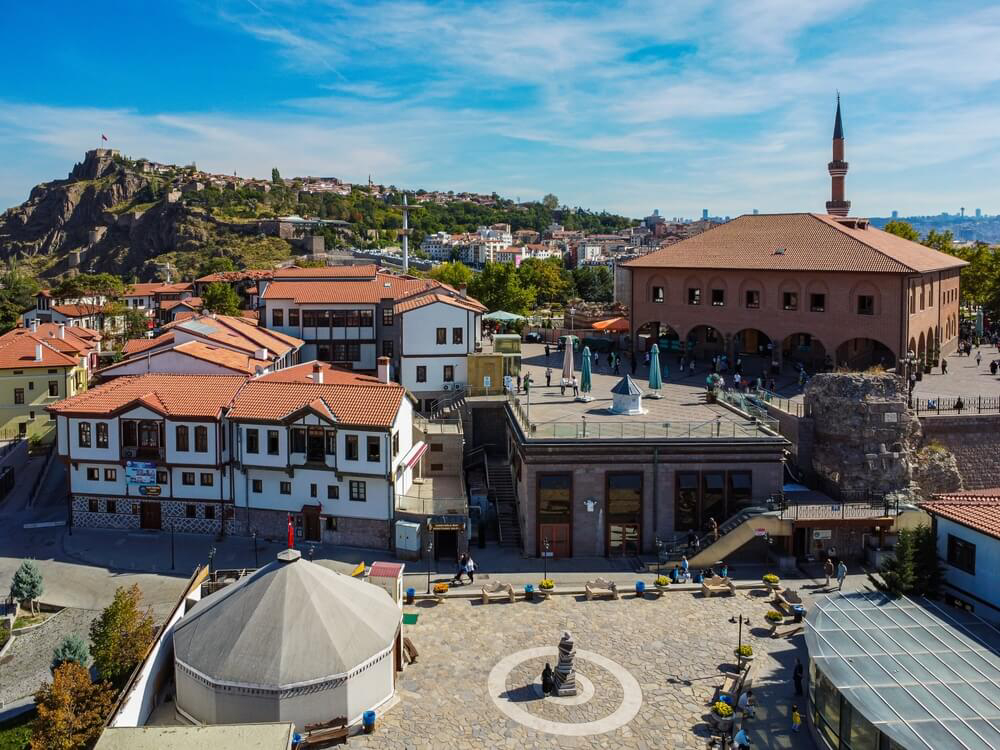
[913, 394, 1000, 415]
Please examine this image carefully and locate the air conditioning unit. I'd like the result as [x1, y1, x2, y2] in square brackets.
[442, 384, 452, 391]
[124, 448, 136, 459]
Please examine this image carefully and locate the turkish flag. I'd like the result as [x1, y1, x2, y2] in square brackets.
[287, 514, 294, 549]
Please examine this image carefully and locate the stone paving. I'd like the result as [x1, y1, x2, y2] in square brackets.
[0, 608, 100, 705]
[353, 587, 817, 750]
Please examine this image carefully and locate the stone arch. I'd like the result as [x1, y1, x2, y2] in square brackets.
[778, 279, 802, 311]
[738, 277, 765, 311]
[645, 274, 668, 305]
[927, 326, 936, 361]
[635, 321, 682, 353]
[908, 337, 917, 357]
[707, 276, 728, 307]
[805, 279, 830, 312]
[685, 324, 726, 359]
[781, 332, 827, 369]
[836, 337, 897, 370]
[918, 331, 926, 360]
[849, 280, 882, 316]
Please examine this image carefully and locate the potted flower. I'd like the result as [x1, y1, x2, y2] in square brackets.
[539, 578, 555, 599]
[765, 610, 784, 626]
[734, 643, 754, 665]
[762, 573, 780, 591]
[432, 582, 449, 601]
[654, 575, 670, 591]
[711, 700, 734, 731]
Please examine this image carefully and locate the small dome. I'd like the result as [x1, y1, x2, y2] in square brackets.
[174, 552, 400, 688]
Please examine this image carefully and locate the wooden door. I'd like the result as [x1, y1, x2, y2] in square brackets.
[303, 506, 321, 542]
[539, 523, 571, 558]
[140, 501, 161, 530]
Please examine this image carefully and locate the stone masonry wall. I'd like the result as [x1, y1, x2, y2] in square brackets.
[919, 415, 1000, 490]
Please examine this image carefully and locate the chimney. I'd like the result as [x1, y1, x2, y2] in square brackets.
[312, 362, 324, 384]
[255, 347, 269, 361]
[30, 319, 38, 332]
[458, 283, 468, 298]
[377, 356, 390, 384]
[35, 343, 43, 362]
[59, 323, 66, 340]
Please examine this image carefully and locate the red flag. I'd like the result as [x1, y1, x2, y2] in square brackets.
[101, 134, 108, 141]
[287, 513, 294, 549]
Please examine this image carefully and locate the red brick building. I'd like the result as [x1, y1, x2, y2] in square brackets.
[621, 102, 966, 371]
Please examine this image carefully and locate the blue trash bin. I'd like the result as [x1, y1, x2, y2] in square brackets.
[635, 581, 646, 595]
[405, 587, 415, 604]
[362, 710, 376, 733]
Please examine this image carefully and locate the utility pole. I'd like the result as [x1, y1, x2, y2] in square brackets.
[401, 193, 411, 274]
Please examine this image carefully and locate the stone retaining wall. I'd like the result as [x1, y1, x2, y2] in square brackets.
[919, 414, 1000, 489]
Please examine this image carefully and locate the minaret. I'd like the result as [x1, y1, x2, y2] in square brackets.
[826, 95, 850, 217]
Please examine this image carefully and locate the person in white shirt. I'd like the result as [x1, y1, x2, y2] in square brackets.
[737, 689, 755, 718]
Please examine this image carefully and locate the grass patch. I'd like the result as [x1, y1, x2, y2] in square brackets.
[0, 621, 9, 649]
[12, 613, 50, 629]
[0, 711, 33, 750]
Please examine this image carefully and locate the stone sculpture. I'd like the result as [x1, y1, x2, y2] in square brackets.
[551, 631, 578, 696]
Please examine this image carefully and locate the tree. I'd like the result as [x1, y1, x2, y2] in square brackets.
[10, 559, 44, 616]
[883, 220, 920, 242]
[468, 262, 536, 315]
[201, 282, 242, 317]
[0, 270, 40, 335]
[31, 662, 114, 750]
[198, 256, 236, 276]
[541, 193, 559, 211]
[52, 634, 91, 671]
[923, 229, 955, 254]
[271, 167, 282, 184]
[868, 527, 916, 597]
[911, 525, 943, 598]
[89, 584, 155, 687]
[517, 257, 573, 305]
[428, 261, 474, 289]
[572, 265, 614, 303]
[52, 273, 126, 301]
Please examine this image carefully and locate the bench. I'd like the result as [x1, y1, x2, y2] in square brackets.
[714, 662, 753, 705]
[701, 575, 735, 597]
[773, 587, 803, 613]
[585, 577, 620, 600]
[301, 717, 348, 747]
[481, 581, 515, 604]
[403, 637, 419, 664]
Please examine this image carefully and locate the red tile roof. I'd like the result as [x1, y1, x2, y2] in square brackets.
[262, 272, 465, 305]
[11, 324, 99, 354]
[394, 291, 487, 314]
[125, 283, 176, 297]
[102, 341, 271, 376]
[48, 374, 247, 418]
[195, 270, 275, 284]
[919, 491, 1000, 540]
[166, 314, 302, 357]
[51, 303, 110, 318]
[624, 213, 969, 274]
[272, 264, 378, 279]
[0, 331, 80, 369]
[227, 381, 404, 426]
[121, 332, 174, 356]
[161, 297, 202, 311]
[255, 360, 383, 385]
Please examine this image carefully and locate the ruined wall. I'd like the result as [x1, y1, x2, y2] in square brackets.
[919, 415, 1000, 490]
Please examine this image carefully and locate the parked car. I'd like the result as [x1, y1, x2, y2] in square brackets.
[523, 332, 543, 343]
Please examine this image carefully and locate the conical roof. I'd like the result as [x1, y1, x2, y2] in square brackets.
[174, 550, 400, 688]
[611, 374, 643, 396]
[833, 95, 844, 140]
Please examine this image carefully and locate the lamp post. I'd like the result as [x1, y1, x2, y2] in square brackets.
[654, 536, 663, 575]
[902, 350, 918, 407]
[542, 537, 551, 580]
[208, 546, 216, 576]
[170, 520, 175, 571]
[569, 306, 576, 333]
[425, 538, 434, 594]
[730, 613, 751, 655]
[251, 529, 258, 567]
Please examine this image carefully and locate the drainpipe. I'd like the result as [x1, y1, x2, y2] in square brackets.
[652, 446, 659, 549]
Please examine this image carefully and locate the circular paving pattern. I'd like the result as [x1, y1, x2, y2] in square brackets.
[530, 673, 596, 705]
[487, 646, 642, 736]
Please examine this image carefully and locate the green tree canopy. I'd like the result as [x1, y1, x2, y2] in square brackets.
[10, 559, 44, 616]
[517, 257, 573, 305]
[89, 584, 155, 687]
[0, 269, 40, 334]
[31, 662, 114, 750]
[469, 262, 536, 315]
[51, 273, 127, 301]
[201, 282, 242, 316]
[542, 193, 559, 211]
[428, 261, 474, 289]
[52, 634, 91, 671]
[198, 256, 237, 276]
[271, 167, 282, 184]
[572, 265, 614, 303]
[869, 526, 916, 597]
[883, 220, 920, 242]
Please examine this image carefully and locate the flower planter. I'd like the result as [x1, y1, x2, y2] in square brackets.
[712, 714, 733, 733]
[734, 648, 755, 666]
[654, 584, 669, 596]
[538, 586, 555, 599]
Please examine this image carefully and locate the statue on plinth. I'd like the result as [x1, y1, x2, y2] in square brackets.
[541, 663, 553, 695]
[551, 631, 577, 696]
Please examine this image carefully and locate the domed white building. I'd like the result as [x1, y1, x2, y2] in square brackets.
[173, 549, 401, 730]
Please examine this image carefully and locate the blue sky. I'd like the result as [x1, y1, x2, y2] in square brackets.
[3, 0, 1000, 218]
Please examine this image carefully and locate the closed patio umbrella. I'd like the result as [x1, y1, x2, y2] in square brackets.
[648, 343, 663, 398]
[579, 346, 593, 401]
[561, 341, 574, 383]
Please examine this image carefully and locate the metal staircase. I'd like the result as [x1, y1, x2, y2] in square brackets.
[487, 460, 522, 549]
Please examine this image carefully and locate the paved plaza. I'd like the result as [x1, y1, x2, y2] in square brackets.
[353, 587, 817, 750]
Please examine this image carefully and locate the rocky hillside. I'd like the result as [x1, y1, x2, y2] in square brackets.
[0, 150, 295, 280]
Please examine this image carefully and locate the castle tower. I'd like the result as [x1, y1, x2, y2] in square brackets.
[826, 95, 850, 217]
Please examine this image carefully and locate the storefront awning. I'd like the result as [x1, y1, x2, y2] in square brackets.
[402, 441, 428, 468]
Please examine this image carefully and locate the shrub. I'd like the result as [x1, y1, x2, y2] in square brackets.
[762, 573, 780, 585]
[432, 583, 449, 595]
[713, 700, 734, 718]
[52, 634, 91, 671]
[765, 610, 784, 623]
[736, 644, 753, 657]
[655, 575, 670, 587]
[539, 578, 555, 590]
[10, 560, 44, 616]
[0, 621, 9, 650]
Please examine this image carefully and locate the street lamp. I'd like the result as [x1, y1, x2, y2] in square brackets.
[654, 536, 663, 575]
[729, 614, 751, 655]
[542, 537, 551, 580]
[902, 350, 918, 407]
[208, 546, 216, 576]
[251, 529, 259, 567]
[425, 538, 434, 594]
[308, 544, 315, 562]
[170, 520, 175, 571]
[569, 307, 576, 332]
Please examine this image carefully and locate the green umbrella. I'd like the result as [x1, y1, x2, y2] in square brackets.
[580, 345, 593, 400]
[648, 343, 663, 398]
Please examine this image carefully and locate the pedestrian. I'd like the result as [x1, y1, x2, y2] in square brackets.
[630, 352, 637, 374]
[560, 379, 566, 397]
[680, 355, 686, 372]
[465, 554, 476, 584]
[733, 726, 751, 749]
[719, 561, 729, 578]
[545, 343, 550, 358]
[824, 557, 834, 587]
[644, 351, 650, 366]
[708, 517, 719, 543]
[793, 658, 803, 696]
[991, 360, 998, 376]
[687, 529, 697, 551]
[792, 704, 802, 733]
[607, 351, 614, 368]
[976, 350, 982, 367]
[688, 359, 695, 376]
[613, 356, 620, 374]
[453, 553, 469, 584]
[680, 555, 690, 582]
[670, 565, 680, 583]
[737, 689, 756, 719]
[663, 363, 669, 380]
[545, 367, 552, 387]
[593, 350, 599, 367]
[541, 663, 554, 695]
[955, 396, 964, 413]
[837, 560, 848, 590]
[941, 358, 948, 375]
[732, 372, 740, 391]
[517, 374, 522, 392]
[571, 376, 579, 398]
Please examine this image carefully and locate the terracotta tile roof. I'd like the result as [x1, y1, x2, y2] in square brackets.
[173, 311, 198, 322]
[161, 297, 202, 311]
[255, 360, 383, 385]
[0, 331, 80, 369]
[167, 314, 303, 357]
[195, 269, 275, 283]
[239, 309, 259, 321]
[11, 324, 98, 354]
[227, 381, 404, 426]
[48, 374, 247, 418]
[272, 264, 378, 279]
[152, 283, 193, 294]
[125, 283, 175, 297]
[51, 303, 110, 318]
[121, 332, 174, 356]
[262, 273, 453, 305]
[394, 291, 487, 314]
[624, 213, 969, 274]
[919, 491, 1000, 540]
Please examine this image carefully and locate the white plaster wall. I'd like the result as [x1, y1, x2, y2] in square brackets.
[67, 417, 119, 461]
[237, 467, 391, 520]
[399, 356, 468, 392]
[165, 421, 218, 466]
[170, 467, 223, 500]
[400, 303, 470, 356]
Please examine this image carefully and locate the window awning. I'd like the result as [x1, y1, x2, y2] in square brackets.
[402, 441, 428, 468]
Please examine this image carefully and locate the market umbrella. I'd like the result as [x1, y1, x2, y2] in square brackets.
[483, 310, 526, 322]
[648, 343, 663, 398]
[561, 341, 574, 384]
[579, 346, 593, 401]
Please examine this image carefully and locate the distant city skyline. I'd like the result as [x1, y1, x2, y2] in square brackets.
[2, 1, 1000, 219]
